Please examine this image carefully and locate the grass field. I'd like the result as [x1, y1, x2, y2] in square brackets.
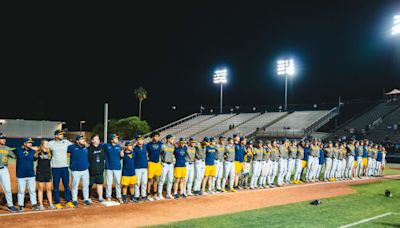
[160, 169, 400, 228]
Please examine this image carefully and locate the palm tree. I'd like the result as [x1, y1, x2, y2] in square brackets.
[134, 86, 148, 120]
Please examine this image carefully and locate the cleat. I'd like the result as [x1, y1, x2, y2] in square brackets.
[98, 198, 105, 203]
[54, 203, 63, 209]
[72, 201, 78, 208]
[18, 206, 24, 212]
[230, 188, 237, 192]
[48, 204, 56, 210]
[166, 194, 174, 199]
[66, 202, 75, 208]
[174, 194, 180, 199]
[154, 195, 160, 200]
[221, 188, 227, 192]
[146, 196, 154, 202]
[32, 204, 40, 211]
[182, 194, 187, 199]
[8, 206, 17, 213]
[187, 192, 194, 196]
[158, 195, 165, 200]
[84, 200, 92, 206]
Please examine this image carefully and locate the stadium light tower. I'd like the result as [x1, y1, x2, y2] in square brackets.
[213, 68, 228, 113]
[277, 58, 295, 111]
[392, 14, 400, 36]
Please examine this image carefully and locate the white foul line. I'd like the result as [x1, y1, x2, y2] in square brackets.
[339, 212, 395, 228]
[0, 208, 74, 217]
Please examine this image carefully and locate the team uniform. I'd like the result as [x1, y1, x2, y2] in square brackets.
[0, 143, 16, 211]
[331, 146, 340, 180]
[193, 143, 206, 194]
[268, 147, 279, 187]
[285, 145, 297, 183]
[250, 146, 265, 189]
[134, 144, 148, 200]
[68, 144, 91, 206]
[213, 143, 225, 191]
[146, 141, 163, 180]
[259, 146, 272, 188]
[345, 144, 355, 179]
[234, 143, 245, 175]
[185, 144, 196, 195]
[306, 144, 320, 182]
[104, 143, 123, 201]
[174, 146, 187, 179]
[121, 149, 137, 202]
[221, 143, 236, 191]
[315, 149, 325, 181]
[323, 146, 334, 181]
[355, 145, 364, 178]
[158, 143, 175, 199]
[277, 145, 288, 186]
[293, 145, 304, 183]
[15, 145, 38, 210]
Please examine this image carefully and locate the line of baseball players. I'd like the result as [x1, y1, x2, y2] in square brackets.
[0, 130, 387, 212]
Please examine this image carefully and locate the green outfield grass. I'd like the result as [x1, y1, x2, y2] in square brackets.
[160, 173, 400, 228]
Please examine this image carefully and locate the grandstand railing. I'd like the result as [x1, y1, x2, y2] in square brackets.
[303, 107, 339, 136]
[142, 113, 201, 138]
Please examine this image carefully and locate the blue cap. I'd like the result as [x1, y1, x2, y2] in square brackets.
[203, 137, 210, 142]
[166, 134, 175, 140]
[0, 133, 6, 139]
[109, 133, 119, 140]
[233, 134, 238, 138]
[179, 137, 186, 143]
[23, 138, 34, 143]
[240, 137, 246, 141]
[227, 137, 232, 141]
[125, 141, 134, 147]
[189, 137, 197, 143]
[210, 137, 217, 142]
[76, 135, 86, 141]
[135, 135, 143, 140]
[54, 130, 65, 135]
[219, 135, 226, 140]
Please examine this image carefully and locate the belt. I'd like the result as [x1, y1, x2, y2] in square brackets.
[225, 160, 233, 163]
[187, 162, 194, 165]
[0, 166, 4, 169]
[163, 162, 172, 165]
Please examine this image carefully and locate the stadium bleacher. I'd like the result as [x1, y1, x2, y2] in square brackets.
[367, 107, 400, 142]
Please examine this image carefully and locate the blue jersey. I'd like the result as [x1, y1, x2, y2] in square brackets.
[205, 145, 216, 165]
[146, 141, 163, 163]
[319, 149, 325, 165]
[234, 144, 245, 162]
[122, 150, 136, 176]
[133, 145, 148, 169]
[354, 147, 359, 160]
[362, 146, 368, 158]
[174, 147, 187, 167]
[377, 151, 383, 162]
[303, 147, 309, 161]
[67, 144, 89, 171]
[15, 147, 35, 178]
[103, 143, 122, 170]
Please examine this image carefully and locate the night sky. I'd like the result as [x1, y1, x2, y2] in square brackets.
[2, 1, 399, 131]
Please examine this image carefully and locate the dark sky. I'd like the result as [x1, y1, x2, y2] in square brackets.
[2, 1, 400, 131]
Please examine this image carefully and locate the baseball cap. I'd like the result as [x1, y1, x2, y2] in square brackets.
[109, 133, 119, 140]
[210, 137, 217, 142]
[240, 136, 246, 142]
[135, 135, 143, 140]
[203, 137, 210, 142]
[76, 135, 86, 141]
[0, 133, 6, 139]
[219, 135, 226, 140]
[150, 131, 160, 138]
[54, 130, 65, 135]
[227, 137, 233, 141]
[166, 134, 175, 140]
[23, 138, 34, 143]
[125, 141, 134, 147]
[179, 137, 186, 143]
[189, 137, 197, 143]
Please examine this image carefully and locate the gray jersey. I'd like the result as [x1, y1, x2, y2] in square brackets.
[289, 146, 297, 159]
[296, 146, 304, 160]
[195, 144, 206, 161]
[324, 147, 334, 158]
[224, 144, 236, 162]
[160, 143, 175, 163]
[264, 147, 271, 161]
[270, 147, 280, 161]
[0, 145, 16, 168]
[371, 149, 378, 159]
[347, 145, 355, 156]
[253, 147, 264, 161]
[309, 145, 320, 157]
[185, 146, 196, 163]
[333, 148, 340, 159]
[357, 146, 363, 157]
[49, 139, 73, 168]
[215, 144, 225, 161]
[279, 146, 289, 159]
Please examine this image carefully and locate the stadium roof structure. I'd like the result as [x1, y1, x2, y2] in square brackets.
[385, 89, 400, 95]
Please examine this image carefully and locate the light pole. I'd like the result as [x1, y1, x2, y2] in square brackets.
[213, 68, 228, 113]
[79, 120, 86, 135]
[277, 58, 295, 110]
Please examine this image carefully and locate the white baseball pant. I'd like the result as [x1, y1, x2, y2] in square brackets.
[324, 158, 332, 180]
[0, 167, 14, 207]
[268, 161, 278, 185]
[17, 177, 37, 206]
[277, 158, 288, 185]
[71, 170, 90, 202]
[193, 160, 205, 192]
[221, 161, 235, 189]
[105, 169, 122, 199]
[135, 168, 148, 198]
[285, 158, 295, 183]
[185, 162, 195, 194]
[250, 161, 262, 188]
[158, 163, 174, 196]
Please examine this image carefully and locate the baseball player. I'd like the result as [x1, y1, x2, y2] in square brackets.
[293, 142, 304, 184]
[87, 134, 106, 203]
[68, 135, 91, 207]
[0, 133, 17, 212]
[300, 141, 310, 182]
[345, 140, 356, 179]
[221, 137, 236, 192]
[362, 140, 370, 177]
[330, 142, 340, 181]
[355, 141, 364, 178]
[285, 140, 297, 184]
[202, 137, 217, 194]
[366, 143, 375, 177]
[340, 143, 348, 180]
[323, 141, 334, 182]
[49, 130, 74, 209]
[315, 144, 325, 182]
[277, 140, 289, 186]
[234, 137, 246, 189]
[173, 138, 187, 199]
[184, 138, 196, 196]
[380, 146, 386, 176]
[158, 134, 175, 200]
[370, 144, 379, 177]
[241, 141, 253, 189]
[120, 141, 136, 204]
[259, 140, 271, 188]
[213, 136, 226, 192]
[35, 140, 56, 210]
[16, 138, 39, 211]
[306, 139, 320, 182]
[376, 146, 383, 177]
[193, 137, 207, 195]
[146, 131, 163, 200]
[268, 140, 279, 188]
[250, 140, 264, 189]
[104, 133, 123, 203]
[133, 135, 150, 202]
